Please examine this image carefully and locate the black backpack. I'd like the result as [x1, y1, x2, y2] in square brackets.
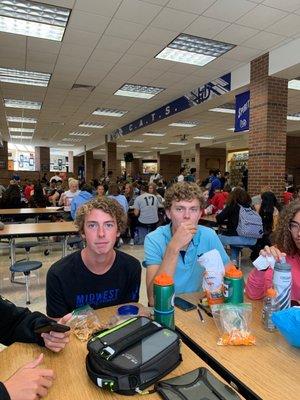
[86, 317, 182, 395]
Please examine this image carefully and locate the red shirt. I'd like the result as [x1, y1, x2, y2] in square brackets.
[210, 191, 229, 212]
[24, 185, 33, 200]
[283, 191, 293, 205]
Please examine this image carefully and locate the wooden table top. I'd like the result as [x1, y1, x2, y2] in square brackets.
[0, 305, 236, 400]
[199, 214, 217, 224]
[0, 207, 64, 215]
[176, 293, 300, 400]
[0, 221, 78, 238]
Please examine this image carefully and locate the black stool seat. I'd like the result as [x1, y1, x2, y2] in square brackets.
[10, 260, 42, 274]
[67, 236, 82, 246]
[15, 241, 39, 250]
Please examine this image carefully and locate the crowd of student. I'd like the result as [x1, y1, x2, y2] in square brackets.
[1, 170, 300, 400]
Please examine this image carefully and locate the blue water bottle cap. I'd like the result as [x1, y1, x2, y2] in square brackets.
[117, 305, 139, 316]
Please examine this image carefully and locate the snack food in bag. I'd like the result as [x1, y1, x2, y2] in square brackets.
[69, 305, 105, 341]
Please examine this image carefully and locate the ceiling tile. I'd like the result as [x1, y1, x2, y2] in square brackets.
[118, 53, 149, 68]
[0, 32, 26, 48]
[127, 41, 163, 57]
[243, 31, 287, 49]
[214, 24, 259, 44]
[68, 10, 110, 34]
[223, 45, 261, 61]
[265, 14, 300, 37]
[203, 0, 257, 23]
[138, 27, 178, 46]
[60, 43, 94, 59]
[150, 8, 198, 31]
[115, 0, 162, 24]
[236, 4, 288, 29]
[184, 15, 230, 38]
[168, 0, 217, 14]
[91, 49, 122, 64]
[34, 0, 75, 7]
[63, 29, 100, 47]
[74, 0, 122, 16]
[26, 38, 62, 55]
[95, 35, 134, 54]
[105, 19, 146, 40]
[262, 0, 300, 12]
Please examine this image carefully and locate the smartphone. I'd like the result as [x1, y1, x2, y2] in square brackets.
[34, 322, 70, 334]
[174, 297, 197, 312]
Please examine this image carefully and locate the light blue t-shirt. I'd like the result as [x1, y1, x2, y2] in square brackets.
[143, 224, 229, 294]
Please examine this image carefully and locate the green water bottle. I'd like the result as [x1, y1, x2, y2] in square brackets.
[223, 264, 244, 304]
[153, 273, 175, 330]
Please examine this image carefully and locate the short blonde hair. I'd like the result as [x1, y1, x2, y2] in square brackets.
[164, 182, 205, 210]
[75, 197, 127, 234]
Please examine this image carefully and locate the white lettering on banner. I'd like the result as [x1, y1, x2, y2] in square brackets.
[165, 106, 170, 116]
[129, 124, 133, 131]
[151, 113, 156, 121]
[238, 99, 250, 119]
[139, 119, 144, 128]
[240, 119, 247, 128]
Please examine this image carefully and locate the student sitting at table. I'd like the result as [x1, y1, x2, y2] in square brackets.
[246, 200, 300, 303]
[143, 182, 229, 306]
[0, 295, 71, 400]
[46, 197, 141, 318]
[58, 178, 80, 212]
[28, 181, 50, 208]
[70, 184, 94, 220]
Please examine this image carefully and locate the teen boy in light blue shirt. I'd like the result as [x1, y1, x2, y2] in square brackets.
[144, 182, 229, 306]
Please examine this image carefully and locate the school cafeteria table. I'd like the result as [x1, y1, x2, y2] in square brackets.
[0, 305, 241, 400]
[175, 293, 300, 400]
[0, 207, 66, 222]
[199, 214, 218, 227]
[0, 221, 78, 264]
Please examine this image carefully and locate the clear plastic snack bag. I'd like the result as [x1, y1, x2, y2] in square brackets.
[69, 305, 105, 341]
[211, 303, 256, 346]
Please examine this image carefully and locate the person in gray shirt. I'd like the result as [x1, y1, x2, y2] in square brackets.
[133, 183, 159, 229]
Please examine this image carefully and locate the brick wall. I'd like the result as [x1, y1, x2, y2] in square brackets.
[105, 141, 117, 179]
[159, 154, 181, 181]
[195, 145, 226, 183]
[248, 53, 287, 199]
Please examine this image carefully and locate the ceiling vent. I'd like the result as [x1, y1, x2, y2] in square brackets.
[71, 84, 95, 91]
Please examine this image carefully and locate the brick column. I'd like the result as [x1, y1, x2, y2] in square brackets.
[159, 154, 181, 182]
[126, 158, 142, 178]
[286, 137, 300, 185]
[35, 146, 50, 173]
[93, 159, 103, 179]
[84, 150, 93, 183]
[0, 140, 8, 171]
[73, 155, 84, 179]
[195, 145, 226, 183]
[68, 151, 74, 173]
[105, 138, 117, 179]
[248, 53, 287, 199]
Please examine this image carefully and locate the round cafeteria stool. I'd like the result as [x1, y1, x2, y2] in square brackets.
[10, 261, 42, 304]
[15, 241, 39, 261]
[67, 235, 83, 250]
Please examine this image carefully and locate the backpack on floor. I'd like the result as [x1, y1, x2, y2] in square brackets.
[237, 206, 263, 239]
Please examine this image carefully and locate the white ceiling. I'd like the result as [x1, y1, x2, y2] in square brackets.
[0, 0, 300, 159]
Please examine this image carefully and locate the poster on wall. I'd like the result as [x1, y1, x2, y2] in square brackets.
[142, 162, 157, 174]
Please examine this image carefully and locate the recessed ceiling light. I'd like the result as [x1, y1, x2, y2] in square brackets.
[7, 116, 37, 123]
[8, 142, 34, 151]
[117, 144, 129, 148]
[142, 132, 166, 137]
[0, 67, 51, 86]
[92, 108, 128, 117]
[69, 131, 93, 137]
[169, 121, 199, 128]
[227, 128, 235, 131]
[193, 136, 215, 139]
[10, 135, 32, 139]
[125, 139, 144, 143]
[156, 33, 235, 67]
[169, 142, 188, 145]
[0, 0, 70, 41]
[287, 113, 300, 121]
[151, 146, 168, 150]
[4, 98, 42, 109]
[9, 127, 35, 133]
[209, 108, 235, 114]
[62, 138, 82, 142]
[79, 122, 106, 128]
[288, 79, 300, 90]
[114, 83, 164, 99]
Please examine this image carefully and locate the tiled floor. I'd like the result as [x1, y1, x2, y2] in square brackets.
[0, 239, 253, 315]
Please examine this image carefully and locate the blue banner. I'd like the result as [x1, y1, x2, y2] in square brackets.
[235, 90, 250, 132]
[109, 73, 231, 141]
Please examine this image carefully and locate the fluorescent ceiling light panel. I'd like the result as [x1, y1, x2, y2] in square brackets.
[227, 128, 235, 131]
[4, 98, 42, 109]
[0, 0, 70, 41]
[79, 122, 106, 128]
[114, 83, 164, 99]
[9, 127, 34, 133]
[137, 150, 151, 153]
[57, 143, 75, 146]
[193, 136, 215, 139]
[0, 67, 51, 86]
[209, 107, 235, 114]
[151, 146, 168, 150]
[125, 139, 144, 143]
[169, 121, 199, 128]
[169, 142, 188, 145]
[10, 135, 32, 139]
[287, 113, 300, 121]
[62, 138, 81, 142]
[117, 144, 129, 148]
[156, 33, 235, 67]
[69, 131, 92, 137]
[7, 116, 37, 123]
[92, 108, 127, 117]
[288, 80, 300, 90]
[142, 132, 166, 137]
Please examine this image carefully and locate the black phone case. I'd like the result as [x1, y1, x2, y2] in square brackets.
[34, 322, 70, 334]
